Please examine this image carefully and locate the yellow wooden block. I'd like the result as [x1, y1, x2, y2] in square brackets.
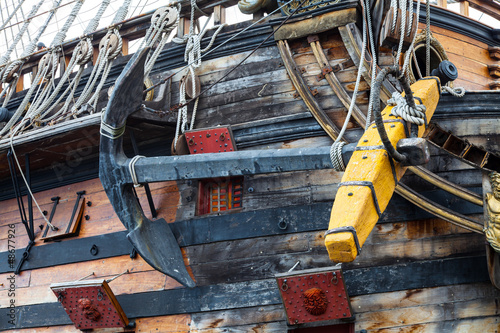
[325, 77, 441, 262]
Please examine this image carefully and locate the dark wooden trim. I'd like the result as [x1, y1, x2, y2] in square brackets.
[0, 188, 483, 274]
[0, 256, 488, 330]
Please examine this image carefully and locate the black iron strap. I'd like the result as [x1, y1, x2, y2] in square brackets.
[324, 226, 361, 255]
[338, 180, 382, 217]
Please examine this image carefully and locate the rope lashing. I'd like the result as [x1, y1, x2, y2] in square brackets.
[372, 66, 419, 164]
[387, 91, 426, 126]
[442, 85, 465, 97]
[128, 155, 145, 187]
[330, 141, 347, 172]
[100, 115, 126, 140]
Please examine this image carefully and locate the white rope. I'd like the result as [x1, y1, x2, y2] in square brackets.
[0, 0, 44, 67]
[100, 112, 126, 139]
[365, 0, 377, 130]
[0, 0, 27, 30]
[128, 155, 145, 187]
[113, 0, 134, 25]
[84, 0, 111, 35]
[20, 0, 64, 59]
[426, 0, 431, 77]
[334, 5, 367, 143]
[51, 0, 84, 47]
[442, 85, 465, 97]
[400, 0, 421, 78]
[395, 0, 407, 64]
[330, 141, 346, 172]
[387, 91, 426, 125]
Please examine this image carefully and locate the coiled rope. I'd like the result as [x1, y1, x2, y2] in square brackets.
[387, 91, 426, 125]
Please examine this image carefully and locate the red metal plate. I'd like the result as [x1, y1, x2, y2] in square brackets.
[277, 270, 352, 325]
[52, 285, 127, 330]
[185, 127, 236, 154]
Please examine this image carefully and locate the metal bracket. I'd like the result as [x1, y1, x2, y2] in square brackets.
[324, 226, 361, 255]
[338, 180, 382, 217]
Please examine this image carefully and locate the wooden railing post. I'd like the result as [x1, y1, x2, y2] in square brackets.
[437, 0, 447, 8]
[460, 1, 470, 16]
[213, 5, 226, 25]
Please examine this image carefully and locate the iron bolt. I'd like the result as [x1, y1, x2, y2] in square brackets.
[87, 201, 92, 207]
[248, 187, 254, 193]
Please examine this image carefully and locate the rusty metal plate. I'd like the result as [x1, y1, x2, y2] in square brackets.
[185, 126, 236, 154]
[277, 269, 352, 326]
[51, 279, 128, 330]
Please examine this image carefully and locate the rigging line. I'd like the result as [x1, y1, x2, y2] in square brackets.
[144, 0, 297, 95]
[0, 0, 27, 30]
[0, 2, 12, 62]
[0, 0, 78, 33]
[10, 0, 26, 51]
[181, 0, 310, 110]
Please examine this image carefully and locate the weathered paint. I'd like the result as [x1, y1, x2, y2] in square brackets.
[325, 78, 441, 262]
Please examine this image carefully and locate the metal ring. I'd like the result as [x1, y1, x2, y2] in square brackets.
[281, 279, 289, 291]
[90, 244, 99, 256]
[97, 289, 104, 302]
[331, 273, 339, 285]
[278, 219, 288, 230]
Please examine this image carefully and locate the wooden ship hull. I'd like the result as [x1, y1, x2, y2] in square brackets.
[1, 0, 500, 331]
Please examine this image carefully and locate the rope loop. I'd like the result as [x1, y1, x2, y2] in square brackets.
[387, 91, 426, 126]
[442, 85, 465, 98]
[100, 113, 126, 140]
[372, 66, 415, 164]
[129, 155, 145, 187]
[330, 141, 346, 172]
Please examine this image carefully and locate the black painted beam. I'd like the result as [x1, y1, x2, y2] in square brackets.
[0, 187, 483, 274]
[0, 256, 489, 330]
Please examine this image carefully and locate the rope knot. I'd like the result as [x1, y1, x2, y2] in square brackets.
[387, 91, 426, 126]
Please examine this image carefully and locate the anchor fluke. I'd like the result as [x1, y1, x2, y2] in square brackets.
[99, 47, 195, 287]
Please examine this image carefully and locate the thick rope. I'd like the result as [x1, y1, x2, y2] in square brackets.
[442, 85, 465, 97]
[387, 91, 426, 125]
[51, 0, 84, 47]
[334, 6, 367, 143]
[20, 0, 64, 59]
[0, 0, 27, 30]
[0, 0, 43, 67]
[330, 141, 346, 172]
[426, 0, 431, 77]
[365, 0, 377, 130]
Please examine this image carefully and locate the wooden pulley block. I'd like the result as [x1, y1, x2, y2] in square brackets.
[75, 40, 92, 65]
[39, 53, 54, 74]
[3, 62, 22, 83]
[152, 6, 178, 29]
[99, 33, 120, 57]
[379, 7, 417, 52]
[171, 133, 190, 155]
[181, 74, 201, 99]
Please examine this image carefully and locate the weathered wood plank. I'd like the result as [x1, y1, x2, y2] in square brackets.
[190, 305, 285, 330]
[359, 316, 500, 333]
[356, 297, 500, 330]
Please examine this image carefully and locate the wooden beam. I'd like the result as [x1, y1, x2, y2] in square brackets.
[437, 0, 447, 8]
[122, 37, 129, 56]
[213, 5, 226, 25]
[15, 74, 24, 92]
[460, 1, 470, 16]
[459, 0, 500, 21]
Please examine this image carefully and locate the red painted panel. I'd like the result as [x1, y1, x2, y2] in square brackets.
[277, 270, 353, 326]
[185, 127, 236, 154]
[52, 284, 127, 330]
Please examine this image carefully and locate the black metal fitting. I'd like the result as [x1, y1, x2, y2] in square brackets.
[431, 60, 458, 85]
